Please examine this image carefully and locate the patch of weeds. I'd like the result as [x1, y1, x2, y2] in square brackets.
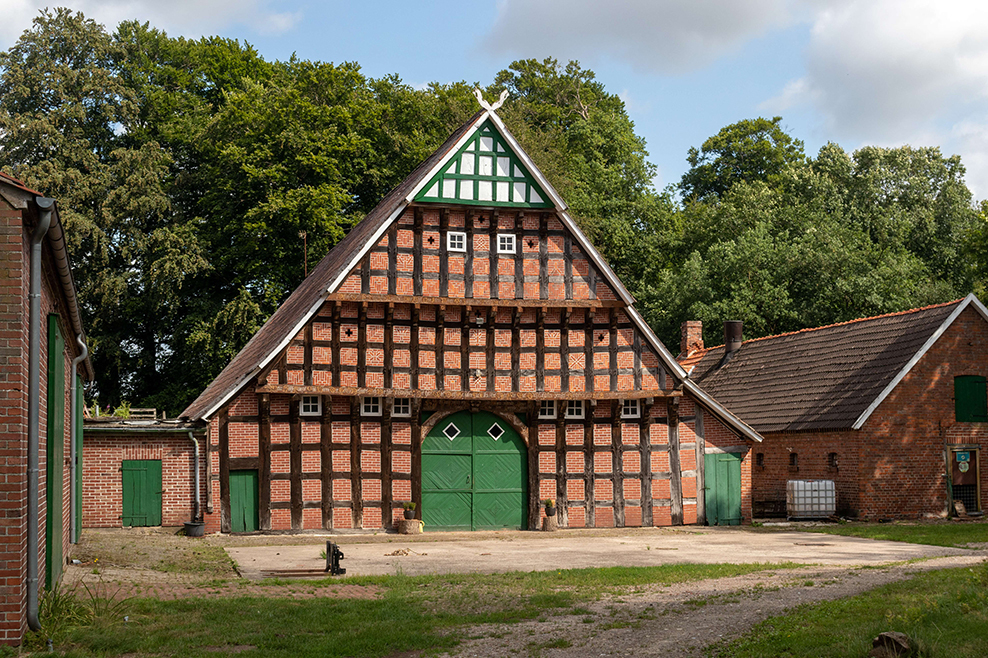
[804, 580, 815, 587]
[527, 638, 573, 656]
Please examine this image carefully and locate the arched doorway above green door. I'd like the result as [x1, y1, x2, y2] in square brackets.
[421, 410, 528, 531]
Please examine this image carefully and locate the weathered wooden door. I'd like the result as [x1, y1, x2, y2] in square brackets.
[230, 470, 259, 532]
[121, 460, 162, 527]
[422, 411, 527, 531]
[704, 452, 742, 526]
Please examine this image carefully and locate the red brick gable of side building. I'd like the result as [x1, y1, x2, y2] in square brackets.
[180, 101, 762, 534]
[680, 295, 988, 519]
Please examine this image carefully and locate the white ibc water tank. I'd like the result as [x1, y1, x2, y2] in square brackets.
[786, 480, 836, 519]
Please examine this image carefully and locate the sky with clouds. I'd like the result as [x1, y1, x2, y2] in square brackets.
[3, 0, 988, 198]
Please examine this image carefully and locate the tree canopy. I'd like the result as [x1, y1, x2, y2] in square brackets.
[0, 9, 983, 414]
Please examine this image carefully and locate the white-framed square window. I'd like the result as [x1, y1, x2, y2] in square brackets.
[621, 399, 640, 419]
[300, 395, 322, 416]
[447, 231, 467, 252]
[362, 396, 382, 416]
[538, 400, 556, 420]
[393, 397, 411, 417]
[565, 400, 585, 419]
[497, 234, 516, 254]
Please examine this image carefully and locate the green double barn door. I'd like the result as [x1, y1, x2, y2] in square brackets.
[230, 470, 259, 533]
[704, 452, 742, 526]
[122, 460, 162, 527]
[422, 411, 527, 531]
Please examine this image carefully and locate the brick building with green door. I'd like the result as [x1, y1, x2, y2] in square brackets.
[680, 295, 988, 520]
[0, 173, 92, 644]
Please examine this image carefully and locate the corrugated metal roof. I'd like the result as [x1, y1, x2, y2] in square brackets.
[687, 300, 963, 432]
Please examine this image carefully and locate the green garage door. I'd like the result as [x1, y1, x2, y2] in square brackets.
[121, 460, 162, 527]
[422, 411, 527, 531]
[704, 452, 742, 526]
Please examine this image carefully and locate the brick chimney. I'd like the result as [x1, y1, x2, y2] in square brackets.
[680, 321, 703, 357]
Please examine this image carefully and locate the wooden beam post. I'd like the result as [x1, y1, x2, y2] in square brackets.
[259, 394, 272, 531]
[668, 397, 683, 525]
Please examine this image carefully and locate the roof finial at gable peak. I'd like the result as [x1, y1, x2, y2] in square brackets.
[474, 88, 509, 112]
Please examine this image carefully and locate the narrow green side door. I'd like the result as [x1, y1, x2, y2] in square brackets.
[230, 470, 259, 533]
[704, 452, 742, 526]
[422, 411, 527, 531]
[45, 315, 65, 589]
[121, 460, 162, 526]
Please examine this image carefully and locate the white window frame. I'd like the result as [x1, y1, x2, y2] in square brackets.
[300, 395, 322, 417]
[621, 399, 640, 419]
[392, 397, 411, 417]
[565, 400, 585, 419]
[497, 233, 516, 254]
[361, 396, 382, 417]
[538, 400, 557, 420]
[447, 231, 467, 252]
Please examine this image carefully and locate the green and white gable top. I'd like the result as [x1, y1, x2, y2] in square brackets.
[414, 119, 553, 208]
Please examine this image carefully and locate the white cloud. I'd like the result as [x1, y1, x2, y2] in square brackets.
[485, 0, 792, 74]
[766, 0, 988, 196]
[0, 0, 299, 48]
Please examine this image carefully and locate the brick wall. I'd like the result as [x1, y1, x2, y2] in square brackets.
[82, 432, 203, 527]
[753, 306, 988, 520]
[0, 195, 82, 644]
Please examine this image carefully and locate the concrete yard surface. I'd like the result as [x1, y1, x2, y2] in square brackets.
[225, 526, 971, 579]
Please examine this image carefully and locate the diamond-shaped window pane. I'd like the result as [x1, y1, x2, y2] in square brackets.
[487, 423, 505, 441]
[443, 423, 461, 441]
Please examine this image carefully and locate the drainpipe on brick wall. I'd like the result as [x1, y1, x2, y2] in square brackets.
[188, 432, 201, 522]
[70, 335, 88, 544]
[27, 197, 54, 631]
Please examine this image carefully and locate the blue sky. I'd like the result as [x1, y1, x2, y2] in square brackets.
[4, 1, 988, 198]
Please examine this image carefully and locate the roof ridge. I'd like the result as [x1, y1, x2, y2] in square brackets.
[698, 299, 963, 351]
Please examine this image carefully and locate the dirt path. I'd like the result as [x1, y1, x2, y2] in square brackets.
[447, 554, 988, 658]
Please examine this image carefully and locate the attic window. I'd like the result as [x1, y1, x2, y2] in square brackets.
[300, 395, 321, 416]
[621, 399, 640, 419]
[447, 232, 467, 252]
[538, 400, 556, 420]
[497, 234, 516, 254]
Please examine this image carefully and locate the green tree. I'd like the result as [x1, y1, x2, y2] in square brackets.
[680, 116, 806, 201]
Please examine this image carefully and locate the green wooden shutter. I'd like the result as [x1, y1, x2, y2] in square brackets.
[955, 376, 988, 422]
[45, 314, 65, 589]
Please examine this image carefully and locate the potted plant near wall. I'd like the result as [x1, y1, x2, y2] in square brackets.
[403, 502, 417, 520]
[544, 499, 556, 517]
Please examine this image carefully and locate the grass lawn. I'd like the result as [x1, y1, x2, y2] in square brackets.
[31, 563, 796, 657]
[793, 520, 988, 548]
[708, 561, 988, 657]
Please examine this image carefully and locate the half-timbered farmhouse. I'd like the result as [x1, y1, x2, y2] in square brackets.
[680, 295, 988, 520]
[181, 100, 761, 533]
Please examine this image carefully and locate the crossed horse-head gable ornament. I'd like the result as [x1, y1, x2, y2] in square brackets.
[474, 88, 509, 112]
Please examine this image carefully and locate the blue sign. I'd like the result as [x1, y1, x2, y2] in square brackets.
[956, 452, 970, 463]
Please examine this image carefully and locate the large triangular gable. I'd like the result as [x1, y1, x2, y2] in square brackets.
[415, 119, 552, 208]
[191, 106, 755, 432]
[852, 293, 988, 429]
